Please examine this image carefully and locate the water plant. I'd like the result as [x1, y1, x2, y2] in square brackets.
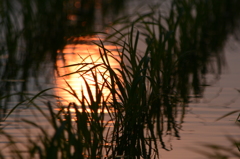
[0, 0, 127, 121]
[1, 0, 240, 158]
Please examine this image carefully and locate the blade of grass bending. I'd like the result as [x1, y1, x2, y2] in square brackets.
[215, 110, 240, 121]
[133, 30, 139, 56]
[81, 73, 95, 105]
[23, 95, 51, 122]
[99, 46, 112, 69]
[106, 25, 132, 41]
[61, 63, 103, 77]
[46, 102, 58, 130]
[236, 113, 240, 123]
[2, 98, 28, 121]
[98, 48, 108, 67]
[91, 68, 102, 107]
[3, 88, 54, 121]
[100, 39, 113, 67]
[95, 69, 110, 104]
[26, 87, 55, 105]
[0, 92, 27, 101]
[21, 119, 49, 139]
[133, 12, 155, 24]
[63, 79, 82, 104]
[61, 62, 93, 68]
[110, 14, 132, 25]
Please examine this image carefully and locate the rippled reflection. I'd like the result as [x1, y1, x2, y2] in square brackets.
[55, 36, 119, 105]
[1, 0, 240, 158]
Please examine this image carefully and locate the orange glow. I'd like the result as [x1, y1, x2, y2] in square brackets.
[55, 36, 120, 106]
[67, 14, 78, 21]
[55, 107, 115, 113]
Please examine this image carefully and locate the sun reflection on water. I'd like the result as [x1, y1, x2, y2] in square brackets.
[55, 36, 119, 106]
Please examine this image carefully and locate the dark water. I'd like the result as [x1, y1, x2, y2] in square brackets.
[0, 0, 240, 158]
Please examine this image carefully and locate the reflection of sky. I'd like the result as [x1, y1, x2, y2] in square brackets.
[219, 36, 240, 88]
[55, 37, 119, 105]
[159, 35, 240, 159]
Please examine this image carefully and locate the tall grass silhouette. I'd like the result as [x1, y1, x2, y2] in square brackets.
[1, 0, 240, 158]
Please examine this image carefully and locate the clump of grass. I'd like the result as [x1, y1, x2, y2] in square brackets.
[0, 0, 127, 121]
[0, 27, 172, 158]
[1, 0, 240, 158]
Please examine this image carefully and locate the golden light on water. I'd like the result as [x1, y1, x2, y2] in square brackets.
[55, 107, 115, 113]
[55, 36, 119, 106]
